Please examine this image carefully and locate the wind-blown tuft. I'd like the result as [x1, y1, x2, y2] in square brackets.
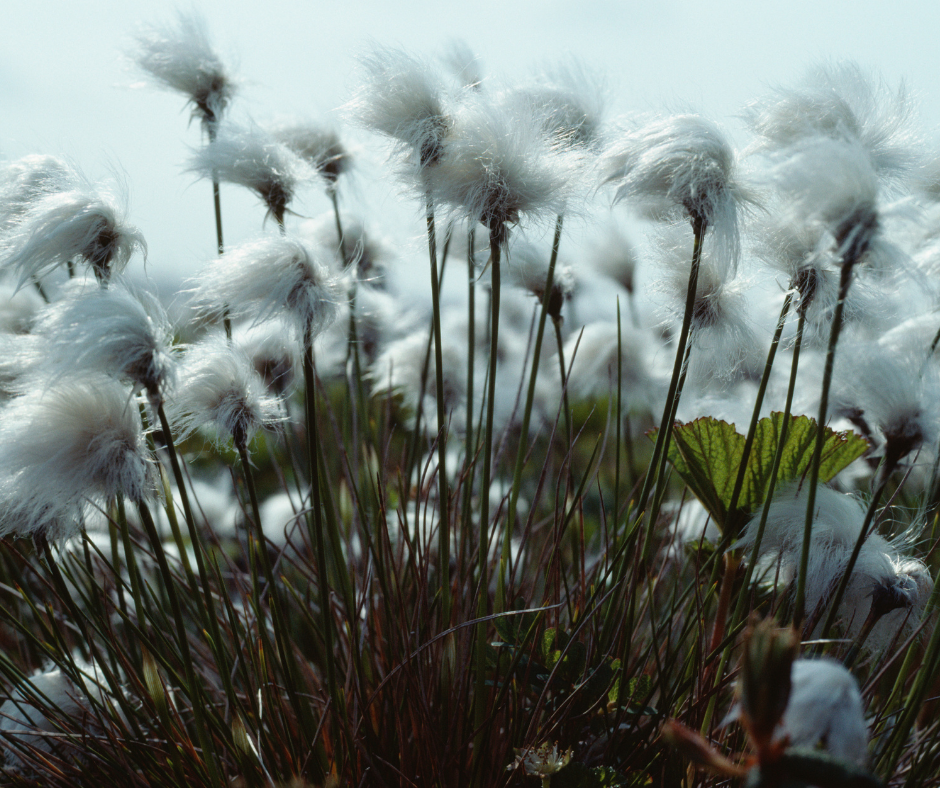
[189, 122, 311, 223]
[168, 334, 284, 449]
[190, 234, 341, 340]
[348, 45, 452, 171]
[602, 114, 751, 277]
[430, 97, 579, 243]
[0, 155, 77, 235]
[269, 121, 350, 190]
[0, 176, 146, 287]
[0, 378, 154, 541]
[28, 279, 176, 400]
[132, 10, 235, 129]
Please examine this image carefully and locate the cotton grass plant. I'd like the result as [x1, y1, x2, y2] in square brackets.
[6, 33, 940, 788]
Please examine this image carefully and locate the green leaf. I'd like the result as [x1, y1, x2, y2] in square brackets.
[654, 414, 867, 537]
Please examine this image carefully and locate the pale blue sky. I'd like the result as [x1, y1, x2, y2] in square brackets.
[1, 0, 938, 292]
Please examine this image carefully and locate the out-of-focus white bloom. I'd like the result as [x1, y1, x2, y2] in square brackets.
[602, 114, 751, 277]
[0, 661, 122, 772]
[168, 334, 283, 449]
[269, 121, 350, 191]
[588, 222, 640, 296]
[29, 279, 176, 400]
[189, 122, 311, 224]
[506, 239, 575, 320]
[744, 62, 920, 181]
[0, 378, 154, 541]
[442, 40, 483, 90]
[737, 485, 932, 652]
[298, 212, 388, 282]
[0, 178, 146, 286]
[190, 234, 341, 341]
[0, 280, 43, 334]
[431, 97, 579, 244]
[233, 319, 299, 395]
[656, 227, 762, 384]
[500, 59, 607, 150]
[563, 321, 661, 415]
[348, 45, 452, 171]
[132, 9, 235, 129]
[725, 657, 868, 765]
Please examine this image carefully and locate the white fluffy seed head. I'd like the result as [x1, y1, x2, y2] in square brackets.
[738, 485, 931, 651]
[191, 234, 341, 341]
[29, 279, 176, 400]
[744, 61, 921, 182]
[0, 378, 153, 541]
[348, 45, 452, 170]
[0, 179, 146, 287]
[268, 121, 350, 189]
[506, 239, 575, 320]
[189, 122, 311, 223]
[299, 212, 388, 282]
[169, 334, 283, 449]
[602, 114, 751, 277]
[132, 9, 235, 128]
[0, 155, 77, 236]
[430, 97, 579, 243]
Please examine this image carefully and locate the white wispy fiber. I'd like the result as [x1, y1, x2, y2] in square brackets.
[0, 155, 76, 235]
[189, 122, 311, 223]
[299, 212, 388, 282]
[233, 319, 299, 395]
[430, 97, 579, 243]
[771, 137, 885, 270]
[269, 121, 350, 190]
[132, 9, 235, 128]
[656, 227, 762, 384]
[28, 279, 176, 400]
[563, 322, 661, 415]
[602, 114, 751, 277]
[371, 326, 467, 433]
[0, 280, 43, 334]
[744, 61, 921, 182]
[168, 334, 283, 449]
[499, 59, 607, 150]
[442, 40, 484, 91]
[0, 177, 146, 286]
[190, 234, 340, 340]
[833, 339, 940, 478]
[0, 378, 153, 541]
[348, 45, 452, 171]
[506, 239, 575, 319]
[725, 658, 868, 766]
[0, 661, 121, 773]
[737, 485, 932, 652]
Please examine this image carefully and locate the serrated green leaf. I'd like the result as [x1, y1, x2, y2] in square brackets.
[654, 414, 868, 538]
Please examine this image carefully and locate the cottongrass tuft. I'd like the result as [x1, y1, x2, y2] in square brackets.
[189, 122, 311, 224]
[269, 120, 350, 191]
[28, 279, 176, 401]
[0, 377, 154, 541]
[168, 334, 284, 449]
[190, 233, 341, 340]
[0, 155, 77, 235]
[737, 485, 932, 652]
[431, 97, 580, 243]
[132, 9, 235, 129]
[0, 177, 146, 286]
[349, 45, 452, 170]
[602, 114, 752, 277]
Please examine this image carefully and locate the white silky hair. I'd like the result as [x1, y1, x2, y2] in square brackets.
[132, 9, 235, 126]
[189, 121, 312, 219]
[268, 120, 350, 188]
[0, 155, 77, 236]
[26, 278, 176, 400]
[190, 233, 341, 342]
[0, 376, 153, 542]
[602, 113, 753, 279]
[737, 485, 932, 652]
[0, 660, 121, 773]
[0, 178, 146, 288]
[743, 61, 921, 182]
[167, 333, 283, 449]
[430, 95, 580, 236]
